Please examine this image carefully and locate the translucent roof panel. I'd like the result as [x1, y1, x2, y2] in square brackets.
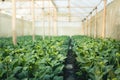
[0, 0, 114, 21]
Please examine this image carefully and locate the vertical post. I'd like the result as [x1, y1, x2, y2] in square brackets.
[61, 14, 63, 35]
[51, 9, 53, 36]
[53, 9, 57, 36]
[12, 0, 17, 45]
[42, 0, 45, 40]
[48, 0, 51, 38]
[89, 15, 91, 37]
[68, 0, 71, 22]
[84, 21, 86, 35]
[84, 20, 86, 35]
[87, 18, 89, 36]
[31, 0, 35, 41]
[55, 9, 58, 36]
[102, 0, 107, 38]
[52, 9, 54, 36]
[84, 18, 87, 35]
[82, 21, 85, 35]
[0, 9, 2, 21]
[90, 12, 92, 37]
[94, 7, 97, 38]
[21, 16, 24, 36]
[86, 17, 88, 36]
[0, 9, 1, 13]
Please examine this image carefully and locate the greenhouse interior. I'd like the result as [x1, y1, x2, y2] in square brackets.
[0, 0, 120, 80]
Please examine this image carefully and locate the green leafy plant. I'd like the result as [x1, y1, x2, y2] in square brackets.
[72, 35, 120, 80]
[0, 36, 70, 80]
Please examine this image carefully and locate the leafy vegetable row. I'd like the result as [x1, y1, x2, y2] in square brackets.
[0, 36, 70, 80]
[72, 35, 120, 80]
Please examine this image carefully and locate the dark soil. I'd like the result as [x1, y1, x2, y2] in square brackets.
[63, 39, 78, 80]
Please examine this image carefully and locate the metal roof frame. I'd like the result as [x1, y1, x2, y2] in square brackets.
[0, 0, 113, 21]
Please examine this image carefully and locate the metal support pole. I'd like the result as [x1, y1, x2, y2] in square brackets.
[89, 16, 91, 37]
[51, 9, 53, 36]
[94, 7, 97, 38]
[82, 21, 85, 35]
[68, 0, 71, 22]
[90, 12, 94, 37]
[53, 9, 57, 36]
[31, 0, 35, 41]
[48, 0, 51, 38]
[86, 18, 88, 36]
[102, 0, 107, 38]
[56, 11, 58, 36]
[84, 21, 86, 35]
[42, 0, 45, 40]
[21, 16, 24, 36]
[12, 0, 17, 45]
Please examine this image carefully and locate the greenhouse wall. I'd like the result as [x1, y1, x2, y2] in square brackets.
[35, 20, 82, 36]
[0, 13, 32, 37]
[35, 26, 82, 36]
[0, 12, 82, 37]
[85, 0, 120, 40]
